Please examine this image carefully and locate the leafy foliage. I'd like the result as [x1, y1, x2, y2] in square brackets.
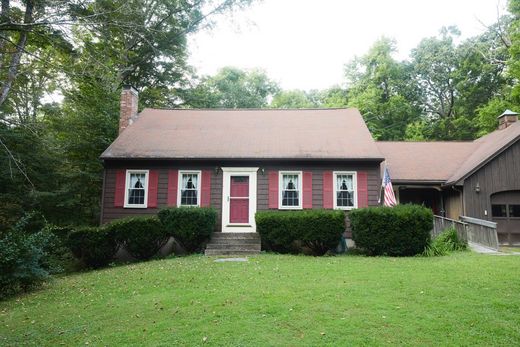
[350, 204, 432, 256]
[346, 37, 421, 140]
[184, 67, 279, 108]
[424, 227, 467, 257]
[255, 210, 345, 255]
[158, 207, 217, 253]
[0, 230, 51, 299]
[67, 226, 118, 268]
[108, 216, 169, 260]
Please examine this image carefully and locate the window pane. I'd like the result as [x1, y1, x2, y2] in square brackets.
[509, 205, 520, 218]
[336, 174, 354, 207]
[127, 172, 146, 205]
[492, 204, 507, 217]
[282, 190, 299, 206]
[181, 189, 198, 205]
[180, 173, 199, 206]
[130, 173, 145, 189]
[337, 174, 353, 191]
[283, 174, 298, 190]
[337, 191, 353, 207]
[282, 174, 300, 207]
[128, 188, 144, 205]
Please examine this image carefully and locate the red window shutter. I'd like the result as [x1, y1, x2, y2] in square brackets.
[357, 171, 368, 208]
[114, 170, 126, 207]
[322, 171, 333, 209]
[148, 170, 159, 208]
[268, 171, 279, 209]
[167, 170, 178, 206]
[201, 170, 212, 207]
[303, 171, 313, 209]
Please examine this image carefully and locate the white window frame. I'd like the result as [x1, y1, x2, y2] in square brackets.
[124, 169, 149, 208]
[279, 171, 303, 210]
[333, 171, 357, 210]
[177, 170, 202, 207]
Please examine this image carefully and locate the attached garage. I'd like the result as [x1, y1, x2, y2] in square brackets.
[491, 190, 520, 245]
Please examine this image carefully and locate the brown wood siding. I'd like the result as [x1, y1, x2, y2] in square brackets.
[463, 139, 520, 221]
[443, 189, 462, 220]
[101, 160, 381, 230]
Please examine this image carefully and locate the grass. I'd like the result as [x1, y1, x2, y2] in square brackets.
[1, 252, 520, 346]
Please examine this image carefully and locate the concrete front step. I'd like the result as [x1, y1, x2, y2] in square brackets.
[206, 243, 261, 251]
[205, 249, 260, 256]
[210, 232, 260, 239]
[205, 232, 261, 256]
[209, 238, 262, 245]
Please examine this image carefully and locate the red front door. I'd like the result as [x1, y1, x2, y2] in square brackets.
[230, 176, 249, 223]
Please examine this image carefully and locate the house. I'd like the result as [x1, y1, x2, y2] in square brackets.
[378, 110, 520, 245]
[100, 87, 520, 251]
[100, 87, 384, 253]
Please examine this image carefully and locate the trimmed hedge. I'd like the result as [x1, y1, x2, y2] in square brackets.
[350, 204, 432, 256]
[67, 226, 118, 268]
[108, 216, 169, 260]
[158, 207, 217, 253]
[255, 210, 346, 255]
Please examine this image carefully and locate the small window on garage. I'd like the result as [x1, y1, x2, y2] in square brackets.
[491, 204, 507, 217]
[509, 205, 520, 218]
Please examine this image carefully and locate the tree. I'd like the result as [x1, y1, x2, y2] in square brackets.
[508, 0, 520, 103]
[271, 90, 316, 108]
[0, 0, 256, 227]
[184, 67, 279, 108]
[345, 37, 421, 140]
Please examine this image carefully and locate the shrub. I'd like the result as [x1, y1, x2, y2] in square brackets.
[424, 227, 467, 256]
[255, 210, 346, 256]
[67, 226, 118, 268]
[158, 207, 217, 253]
[40, 225, 78, 273]
[0, 231, 51, 298]
[350, 204, 432, 256]
[108, 216, 169, 260]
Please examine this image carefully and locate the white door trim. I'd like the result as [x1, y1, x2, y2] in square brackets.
[221, 167, 258, 233]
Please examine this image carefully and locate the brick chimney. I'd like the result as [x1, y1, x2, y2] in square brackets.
[497, 109, 518, 130]
[119, 85, 139, 134]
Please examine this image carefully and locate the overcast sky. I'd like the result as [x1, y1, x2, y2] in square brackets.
[188, 0, 508, 90]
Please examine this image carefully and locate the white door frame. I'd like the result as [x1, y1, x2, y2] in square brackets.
[221, 167, 258, 233]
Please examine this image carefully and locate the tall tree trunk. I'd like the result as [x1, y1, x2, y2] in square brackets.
[0, 0, 33, 107]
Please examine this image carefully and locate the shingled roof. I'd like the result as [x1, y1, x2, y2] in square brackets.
[377, 141, 475, 183]
[446, 121, 520, 184]
[378, 121, 520, 185]
[101, 108, 384, 160]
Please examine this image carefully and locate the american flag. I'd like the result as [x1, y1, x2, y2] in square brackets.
[382, 168, 397, 207]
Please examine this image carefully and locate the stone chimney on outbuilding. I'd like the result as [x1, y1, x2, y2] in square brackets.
[119, 85, 139, 134]
[497, 109, 518, 130]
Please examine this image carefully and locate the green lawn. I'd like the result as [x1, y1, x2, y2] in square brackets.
[1, 252, 520, 346]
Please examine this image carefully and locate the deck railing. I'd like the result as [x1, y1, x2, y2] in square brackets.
[432, 215, 498, 251]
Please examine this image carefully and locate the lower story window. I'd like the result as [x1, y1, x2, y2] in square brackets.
[179, 171, 200, 206]
[125, 170, 148, 207]
[280, 172, 301, 209]
[492, 204, 507, 217]
[334, 172, 356, 209]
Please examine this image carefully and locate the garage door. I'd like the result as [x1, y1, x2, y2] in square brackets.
[491, 190, 520, 245]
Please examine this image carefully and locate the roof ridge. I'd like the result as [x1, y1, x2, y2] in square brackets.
[141, 107, 355, 112]
[377, 140, 474, 144]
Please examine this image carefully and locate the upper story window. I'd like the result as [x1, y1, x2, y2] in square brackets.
[279, 171, 302, 209]
[125, 170, 148, 208]
[334, 171, 357, 210]
[179, 171, 201, 207]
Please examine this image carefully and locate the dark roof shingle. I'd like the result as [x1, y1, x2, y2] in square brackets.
[101, 108, 384, 160]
